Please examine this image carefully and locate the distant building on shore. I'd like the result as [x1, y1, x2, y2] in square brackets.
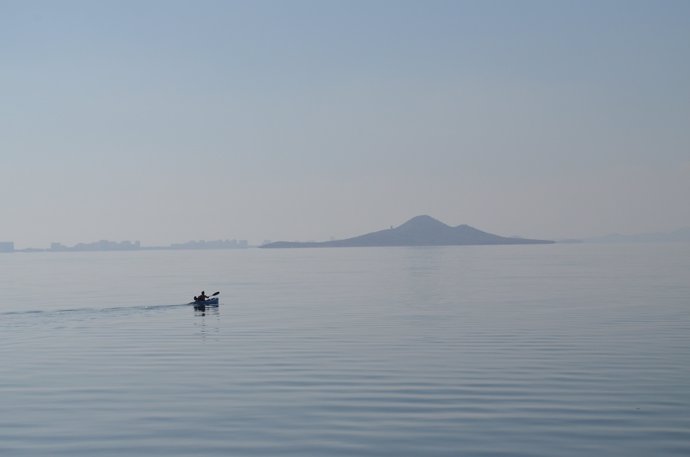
[0, 241, 14, 252]
[49, 240, 141, 252]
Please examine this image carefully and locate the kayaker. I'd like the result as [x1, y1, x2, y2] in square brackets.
[195, 291, 209, 302]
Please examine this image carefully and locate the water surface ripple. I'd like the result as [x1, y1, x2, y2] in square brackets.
[1, 245, 689, 456]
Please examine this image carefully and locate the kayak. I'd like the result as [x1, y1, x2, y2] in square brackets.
[193, 297, 219, 306]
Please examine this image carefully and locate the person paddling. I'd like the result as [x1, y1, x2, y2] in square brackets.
[195, 290, 209, 302]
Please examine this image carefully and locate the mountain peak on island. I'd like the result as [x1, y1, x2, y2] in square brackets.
[397, 215, 450, 231]
[261, 215, 554, 248]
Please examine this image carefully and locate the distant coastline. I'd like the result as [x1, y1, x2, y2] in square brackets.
[4, 239, 250, 253]
[5, 220, 689, 253]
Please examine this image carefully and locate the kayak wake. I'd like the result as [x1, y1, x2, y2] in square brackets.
[2, 302, 197, 318]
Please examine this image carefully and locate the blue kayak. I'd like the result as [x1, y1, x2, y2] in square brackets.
[192, 297, 219, 306]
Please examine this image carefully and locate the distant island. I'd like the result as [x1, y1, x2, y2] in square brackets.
[261, 215, 554, 248]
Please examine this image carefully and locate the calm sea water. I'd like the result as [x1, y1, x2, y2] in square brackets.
[1, 244, 689, 456]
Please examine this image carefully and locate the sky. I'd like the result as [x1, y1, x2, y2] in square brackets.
[2, 0, 689, 248]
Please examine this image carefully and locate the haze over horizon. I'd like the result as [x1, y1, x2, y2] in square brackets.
[3, 1, 689, 249]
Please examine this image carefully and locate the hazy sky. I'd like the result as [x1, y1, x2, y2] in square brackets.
[2, 0, 689, 247]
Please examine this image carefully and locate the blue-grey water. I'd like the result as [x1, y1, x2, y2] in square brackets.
[1, 244, 689, 456]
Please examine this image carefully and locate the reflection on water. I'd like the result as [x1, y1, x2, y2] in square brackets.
[194, 305, 220, 317]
